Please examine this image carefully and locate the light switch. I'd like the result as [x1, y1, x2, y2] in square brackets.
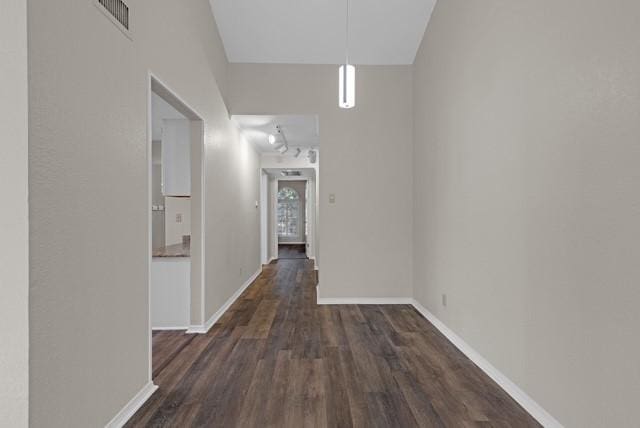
[329, 194, 336, 204]
[176, 213, 183, 223]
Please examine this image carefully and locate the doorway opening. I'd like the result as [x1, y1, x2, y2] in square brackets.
[148, 75, 205, 380]
[231, 114, 320, 270]
[263, 168, 318, 264]
[277, 182, 307, 259]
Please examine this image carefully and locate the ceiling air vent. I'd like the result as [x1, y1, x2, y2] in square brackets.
[95, 0, 131, 37]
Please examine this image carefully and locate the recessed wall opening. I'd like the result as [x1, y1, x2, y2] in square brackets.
[148, 75, 205, 379]
[277, 181, 307, 259]
[232, 114, 320, 270]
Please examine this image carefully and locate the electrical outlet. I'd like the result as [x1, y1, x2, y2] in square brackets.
[442, 294, 447, 307]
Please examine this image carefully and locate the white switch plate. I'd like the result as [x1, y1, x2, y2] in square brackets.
[329, 194, 336, 204]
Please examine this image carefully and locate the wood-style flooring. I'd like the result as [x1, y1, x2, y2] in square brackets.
[127, 259, 540, 427]
[278, 244, 307, 259]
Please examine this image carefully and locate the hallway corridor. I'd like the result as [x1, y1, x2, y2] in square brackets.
[127, 259, 539, 427]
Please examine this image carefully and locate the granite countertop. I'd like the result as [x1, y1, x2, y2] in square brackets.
[152, 242, 190, 258]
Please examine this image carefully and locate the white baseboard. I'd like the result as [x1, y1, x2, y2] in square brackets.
[316, 285, 412, 305]
[151, 326, 189, 331]
[186, 266, 262, 334]
[410, 300, 563, 428]
[317, 297, 413, 305]
[316, 287, 412, 305]
[105, 381, 158, 428]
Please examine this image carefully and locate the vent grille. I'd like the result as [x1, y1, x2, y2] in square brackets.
[98, 0, 129, 30]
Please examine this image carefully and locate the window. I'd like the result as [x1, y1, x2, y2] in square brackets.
[277, 187, 299, 238]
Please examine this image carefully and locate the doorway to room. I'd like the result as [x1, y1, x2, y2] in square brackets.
[148, 75, 205, 379]
[277, 181, 307, 259]
[231, 114, 320, 269]
[262, 167, 318, 265]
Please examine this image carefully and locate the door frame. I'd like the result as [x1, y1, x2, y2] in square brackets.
[147, 72, 206, 379]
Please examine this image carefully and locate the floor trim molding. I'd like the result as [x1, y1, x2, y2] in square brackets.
[105, 381, 158, 428]
[410, 299, 563, 428]
[151, 326, 189, 331]
[317, 297, 413, 305]
[316, 291, 412, 306]
[186, 266, 262, 334]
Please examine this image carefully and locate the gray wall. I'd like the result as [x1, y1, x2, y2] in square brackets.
[229, 64, 414, 299]
[0, 0, 29, 425]
[27, 0, 259, 426]
[412, 1, 640, 426]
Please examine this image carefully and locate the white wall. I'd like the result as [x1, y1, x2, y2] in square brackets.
[161, 119, 191, 197]
[260, 171, 269, 263]
[151, 141, 165, 250]
[412, 1, 640, 426]
[0, 0, 29, 425]
[268, 176, 279, 261]
[230, 65, 413, 299]
[27, 0, 260, 426]
[151, 259, 190, 329]
[164, 197, 191, 246]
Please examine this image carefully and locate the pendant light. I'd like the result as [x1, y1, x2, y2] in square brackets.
[339, 0, 355, 109]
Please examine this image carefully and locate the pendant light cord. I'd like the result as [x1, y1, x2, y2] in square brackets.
[345, 0, 350, 65]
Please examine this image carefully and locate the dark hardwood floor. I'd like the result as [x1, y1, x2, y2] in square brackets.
[128, 259, 540, 427]
[151, 330, 195, 379]
[278, 244, 307, 259]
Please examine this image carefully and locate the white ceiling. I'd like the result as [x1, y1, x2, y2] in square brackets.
[151, 92, 187, 141]
[233, 114, 320, 154]
[209, 0, 437, 65]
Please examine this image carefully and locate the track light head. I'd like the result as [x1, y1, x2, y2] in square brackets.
[307, 149, 317, 164]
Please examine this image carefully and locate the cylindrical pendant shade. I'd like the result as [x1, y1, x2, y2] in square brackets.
[338, 64, 355, 109]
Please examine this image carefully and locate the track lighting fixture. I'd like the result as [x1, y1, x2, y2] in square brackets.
[270, 124, 289, 154]
[307, 149, 317, 164]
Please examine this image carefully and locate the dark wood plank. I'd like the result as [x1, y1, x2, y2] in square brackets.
[278, 244, 307, 259]
[127, 258, 542, 428]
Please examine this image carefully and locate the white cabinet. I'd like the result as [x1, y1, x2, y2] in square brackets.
[151, 258, 190, 329]
[161, 119, 191, 196]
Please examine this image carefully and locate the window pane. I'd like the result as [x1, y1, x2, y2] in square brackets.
[277, 188, 299, 238]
